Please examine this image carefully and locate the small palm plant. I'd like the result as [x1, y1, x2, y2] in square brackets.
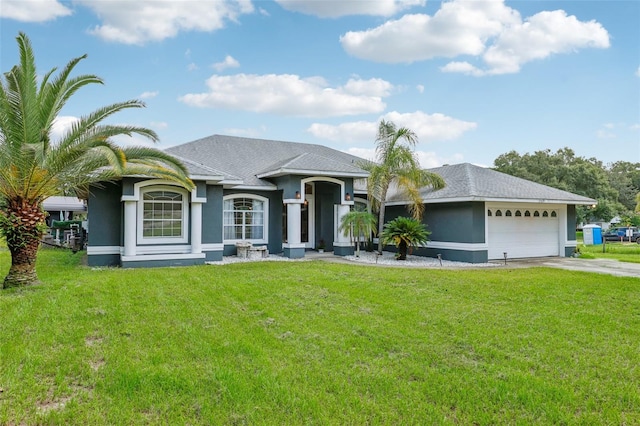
[380, 216, 430, 260]
[339, 208, 377, 257]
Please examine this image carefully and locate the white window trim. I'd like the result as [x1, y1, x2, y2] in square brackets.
[137, 185, 189, 245]
[223, 193, 269, 244]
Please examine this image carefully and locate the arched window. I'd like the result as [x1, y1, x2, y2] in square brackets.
[551, 211, 557, 217]
[139, 187, 189, 244]
[534, 211, 540, 217]
[524, 210, 531, 217]
[542, 211, 549, 217]
[487, 210, 492, 217]
[223, 195, 268, 242]
[515, 210, 522, 217]
[505, 210, 512, 217]
[495, 210, 502, 217]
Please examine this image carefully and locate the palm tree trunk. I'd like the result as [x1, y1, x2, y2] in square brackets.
[398, 241, 408, 260]
[2, 200, 45, 288]
[377, 199, 387, 253]
[4, 237, 40, 287]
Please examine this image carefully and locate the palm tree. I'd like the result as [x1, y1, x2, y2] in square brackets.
[362, 120, 445, 253]
[0, 33, 193, 288]
[379, 216, 430, 260]
[338, 208, 377, 257]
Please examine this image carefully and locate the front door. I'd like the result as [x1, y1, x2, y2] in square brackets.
[301, 183, 315, 248]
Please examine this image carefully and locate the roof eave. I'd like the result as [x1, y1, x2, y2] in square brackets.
[256, 168, 369, 179]
[386, 196, 598, 206]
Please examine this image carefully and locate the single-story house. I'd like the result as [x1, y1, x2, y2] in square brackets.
[384, 163, 596, 262]
[86, 135, 595, 267]
[43, 196, 87, 225]
[87, 135, 367, 268]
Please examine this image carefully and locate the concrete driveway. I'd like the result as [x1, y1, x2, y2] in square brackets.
[502, 257, 640, 278]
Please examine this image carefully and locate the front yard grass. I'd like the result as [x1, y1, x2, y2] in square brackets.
[1, 249, 639, 424]
[579, 241, 640, 263]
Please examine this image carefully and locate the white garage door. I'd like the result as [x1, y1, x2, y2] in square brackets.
[487, 207, 560, 260]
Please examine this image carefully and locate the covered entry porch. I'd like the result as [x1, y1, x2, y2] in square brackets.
[281, 177, 356, 258]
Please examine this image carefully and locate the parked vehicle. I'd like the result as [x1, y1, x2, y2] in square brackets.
[603, 227, 640, 243]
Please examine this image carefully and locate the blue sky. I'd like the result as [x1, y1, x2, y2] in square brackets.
[1, 0, 638, 168]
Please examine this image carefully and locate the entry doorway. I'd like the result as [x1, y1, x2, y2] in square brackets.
[301, 182, 315, 248]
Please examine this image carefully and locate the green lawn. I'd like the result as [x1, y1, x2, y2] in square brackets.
[579, 241, 640, 263]
[1, 249, 639, 425]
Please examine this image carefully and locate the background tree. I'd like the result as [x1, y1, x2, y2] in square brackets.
[493, 148, 633, 224]
[607, 161, 640, 212]
[0, 33, 193, 288]
[363, 120, 444, 253]
[339, 208, 377, 257]
[379, 216, 430, 260]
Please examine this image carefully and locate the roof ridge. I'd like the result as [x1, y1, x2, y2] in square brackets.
[464, 163, 478, 196]
[279, 152, 308, 168]
[173, 154, 242, 180]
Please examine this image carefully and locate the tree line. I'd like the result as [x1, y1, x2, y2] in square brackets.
[493, 148, 640, 225]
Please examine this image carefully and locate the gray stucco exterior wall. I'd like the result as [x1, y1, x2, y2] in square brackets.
[566, 204, 577, 240]
[565, 204, 577, 257]
[384, 201, 488, 263]
[87, 182, 123, 266]
[423, 202, 486, 243]
[202, 185, 223, 245]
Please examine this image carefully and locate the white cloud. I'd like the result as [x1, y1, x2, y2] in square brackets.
[275, 0, 424, 18]
[224, 126, 268, 137]
[342, 78, 393, 97]
[344, 147, 465, 168]
[111, 133, 158, 148]
[187, 63, 199, 71]
[50, 116, 79, 143]
[440, 61, 485, 77]
[139, 91, 159, 99]
[416, 85, 424, 94]
[0, 0, 72, 22]
[630, 124, 640, 131]
[636, 66, 640, 77]
[308, 121, 378, 143]
[596, 130, 616, 139]
[150, 121, 168, 130]
[79, 0, 254, 45]
[477, 10, 610, 75]
[179, 74, 390, 117]
[341, 0, 609, 75]
[415, 151, 465, 169]
[212, 55, 240, 72]
[383, 111, 477, 142]
[308, 111, 476, 143]
[341, 1, 520, 63]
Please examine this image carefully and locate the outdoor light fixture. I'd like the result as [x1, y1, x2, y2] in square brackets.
[345, 192, 351, 201]
[295, 191, 301, 199]
[503, 252, 508, 265]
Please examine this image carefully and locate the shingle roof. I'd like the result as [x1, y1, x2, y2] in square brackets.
[172, 155, 241, 181]
[166, 134, 368, 187]
[386, 163, 596, 205]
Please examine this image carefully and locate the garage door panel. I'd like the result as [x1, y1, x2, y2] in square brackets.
[488, 210, 559, 260]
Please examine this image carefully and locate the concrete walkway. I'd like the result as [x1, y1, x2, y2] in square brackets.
[306, 252, 640, 279]
[511, 257, 640, 278]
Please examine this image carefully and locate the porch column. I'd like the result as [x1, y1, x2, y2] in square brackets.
[191, 201, 203, 254]
[333, 204, 354, 256]
[284, 201, 305, 258]
[123, 200, 137, 257]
